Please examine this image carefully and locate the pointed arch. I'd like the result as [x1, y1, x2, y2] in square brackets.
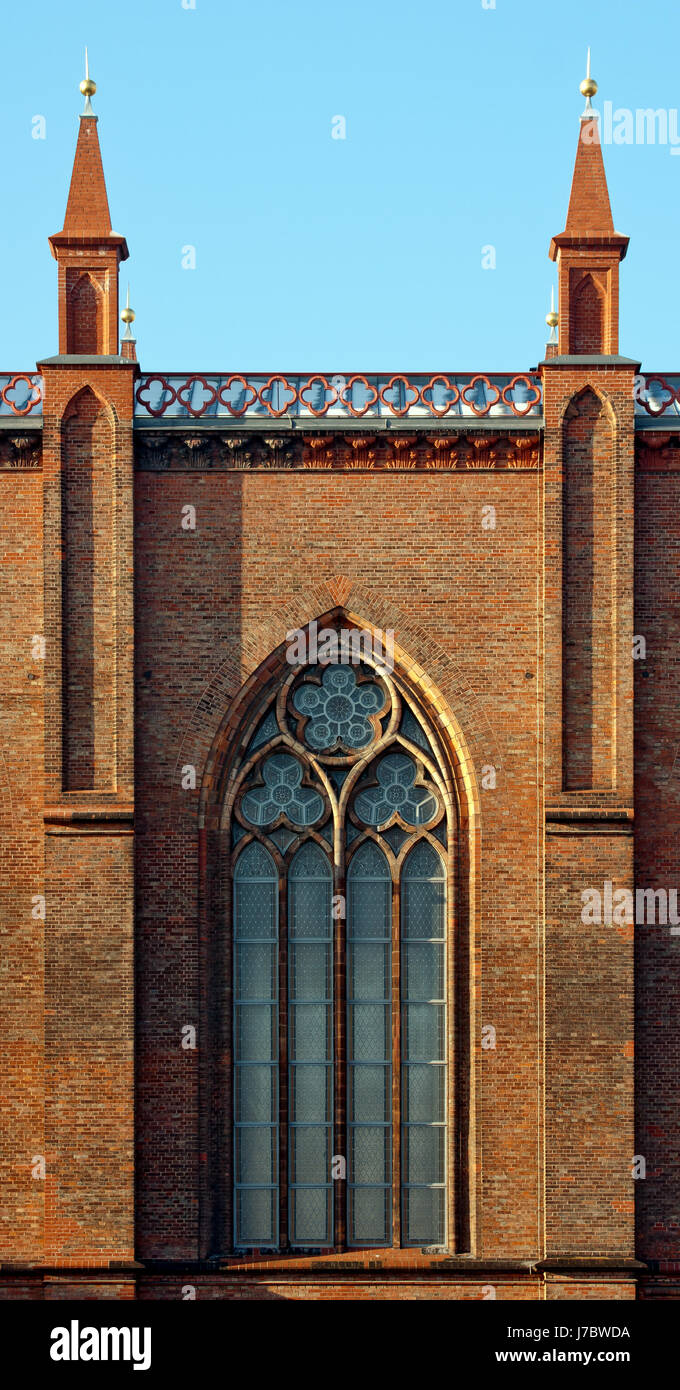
[67, 271, 105, 354]
[570, 271, 606, 354]
[562, 386, 616, 790]
[60, 385, 116, 790]
[198, 611, 478, 1259]
[199, 608, 480, 836]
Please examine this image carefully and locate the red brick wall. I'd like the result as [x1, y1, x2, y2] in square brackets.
[569, 272, 606, 355]
[541, 360, 636, 1272]
[634, 461, 680, 1267]
[61, 390, 115, 789]
[37, 358, 136, 1266]
[545, 828, 635, 1255]
[44, 831, 134, 1263]
[133, 464, 544, 1263]
[66, 273, 105, 356]
[562, 387, 614, 789]
[0, 470, 44, 1264]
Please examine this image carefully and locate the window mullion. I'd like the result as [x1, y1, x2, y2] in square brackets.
[334, 855, 347, 1250]
[278, 863, 289, 1250]
[392, 861, 401, 1247]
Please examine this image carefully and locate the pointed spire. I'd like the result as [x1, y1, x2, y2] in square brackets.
[61, 119, 113, 238]
[50, 62, 127, 251]
[547, 57, 628, 356]
[562, 52, 614, 236]
[550, 53, 627, 256]
[56, 55, 113, 237]
[49, 66, 129, 355]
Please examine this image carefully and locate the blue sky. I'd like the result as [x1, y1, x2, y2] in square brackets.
[2, 0, 679, 371]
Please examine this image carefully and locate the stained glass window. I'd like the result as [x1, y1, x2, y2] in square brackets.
[241, 753, 324, 828]
[229, 657, 450, 1252]
[292, 664, 385, 751]
[288, 842, 334, 1246]
[401, 841, 447, 1246]
[354, 752, 439, 827]
[347, 841, 392, 1246]
[233, 842, 279, 1248]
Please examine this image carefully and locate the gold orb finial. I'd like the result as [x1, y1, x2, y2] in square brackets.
[121, 285, 136, 337]
[80, 48, 96, 110]
[580, 47, 597, 104]
[546, 287, 558, 342]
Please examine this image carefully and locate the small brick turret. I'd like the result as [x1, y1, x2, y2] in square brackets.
[549, 106, 629, 355]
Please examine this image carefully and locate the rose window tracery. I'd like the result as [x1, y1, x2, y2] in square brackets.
[292, 664, 385, 751]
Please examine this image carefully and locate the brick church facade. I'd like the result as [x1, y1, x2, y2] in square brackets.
[1, 72, 679, 1302]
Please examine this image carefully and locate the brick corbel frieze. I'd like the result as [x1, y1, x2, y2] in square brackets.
[133, 428, 542, 471]
[0, 433, 42, 469]
[635, 430, 680, 470]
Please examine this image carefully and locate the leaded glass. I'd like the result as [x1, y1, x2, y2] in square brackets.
[235, 1064, 276, 1123]
[236, 1189, 276, 1247]
[230, 670, 452, 1255]
[246, 707, 279, 755]
[347, 841, 392, 1247]
[241, 753, 324, 828]
[399, 705, 433, 754]
[268, 825, 298, 854]
[350, 1064, 390, 1123]
[290, 1188, 332, 1248]
[404, 1187, 445, 1247]
[401, 841, 446, 1247]
[348, 1187, 391, 1247]
[292, 664, 385, 752]
[288, 842, 333, 1247]
[404, 1063, 445, 1124]
[233, 843, 279, 1248]
[354, 752, 439, 828]
[289, 1064, 330, 1122]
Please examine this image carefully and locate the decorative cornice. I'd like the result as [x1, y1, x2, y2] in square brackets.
[636, 432, 680, 471]
[0, 434, 42, 470]
[134, 430, 542, 472]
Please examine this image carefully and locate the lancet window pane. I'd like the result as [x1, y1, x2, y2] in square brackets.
[401, 840, 446, 1247]
[347, 840, 392, 1246]
[233, 842, 279, 1248]
[230, 670, 453, 1256]
[288, 842, 333, 1246]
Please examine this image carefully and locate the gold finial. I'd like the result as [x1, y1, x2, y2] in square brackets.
[580, 47, 598, 110]
[121, 284, 136, 338]
[80, 47, 96, 113]
[546, 286, 558, 343]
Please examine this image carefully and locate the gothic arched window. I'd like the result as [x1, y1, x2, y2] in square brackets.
[227, 654, 454, 1252]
